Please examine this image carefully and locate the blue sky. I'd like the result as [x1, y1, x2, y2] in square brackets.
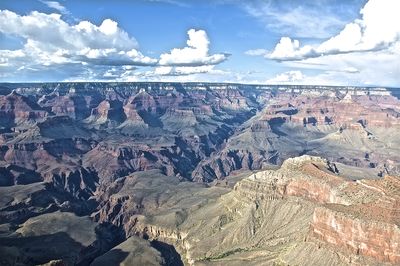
[0, 0, 399, 86]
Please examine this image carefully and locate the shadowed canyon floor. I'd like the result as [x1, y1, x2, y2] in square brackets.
[0, 83, 399, 265]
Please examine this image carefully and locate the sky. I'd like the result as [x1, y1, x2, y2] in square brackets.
[0, 0, 399, 86]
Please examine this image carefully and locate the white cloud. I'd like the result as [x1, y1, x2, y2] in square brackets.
[265, 69, 356, 86]
[265, 43, 400, 87]
[0, 9, 231, 81]
[118, 28, 231, 82]
[268, 37, 317, 61]
[340, 67, 359, 74]
[246, 0, 400, 87]
[295, 48, 400, 87]
[39, 1, 69, 15]
[266, 70, 304, 84]
[0, 10, 157, 67]
[153, 65, 221, 76]
[267, 0, 400, 61]
[0, 10, 159, 80]
[158, 29, 230, 66]
[114, 63, 233, 83]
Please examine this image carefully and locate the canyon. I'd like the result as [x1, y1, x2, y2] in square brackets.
[0, 82, 399, 265]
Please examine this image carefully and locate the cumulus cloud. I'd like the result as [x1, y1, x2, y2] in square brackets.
[266, 70, 304, 84]
[159, 29, 230, 66]
[0, 9, 157, 78]
[0, 9, 230, 81]
[267, 0, 400, 61]
[268, 37, 317, 61]
[153, 65, 225, 76]
[245, 0, 400, 86]
[113, 65, 230, 83]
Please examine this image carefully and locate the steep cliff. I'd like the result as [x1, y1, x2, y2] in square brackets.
[0, 83, 399, 265]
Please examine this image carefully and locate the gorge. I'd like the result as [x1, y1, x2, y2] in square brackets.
[0, 82, 399, 265]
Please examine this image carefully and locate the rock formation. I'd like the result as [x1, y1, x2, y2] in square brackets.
[0, 82, 399, 265]
[107, 155, 399, 265]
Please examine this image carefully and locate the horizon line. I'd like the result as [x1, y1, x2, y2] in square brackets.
[0, 81, 398, 89]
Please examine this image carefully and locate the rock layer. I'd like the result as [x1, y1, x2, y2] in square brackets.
[96, 155, 400, 265]
[0, 83, 399, 265]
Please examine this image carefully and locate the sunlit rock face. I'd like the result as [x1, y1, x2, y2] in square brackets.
[96, 155, 399, 265]
[240, 155, 400, 264]
[311, 206, 400, 264]
[0, 83, 399, 265]
[193, 86, 400, 181]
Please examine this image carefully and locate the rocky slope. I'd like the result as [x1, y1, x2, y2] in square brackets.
[0, 82, 399, 265]
[0, 83, 268, 191]
[193, 87, 400, 181]
[107, 156, 398, 265]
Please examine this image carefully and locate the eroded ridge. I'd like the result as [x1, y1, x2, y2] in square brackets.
[120, 155, 400, 265]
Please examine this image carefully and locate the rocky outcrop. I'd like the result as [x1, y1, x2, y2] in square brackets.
[112, 157, 333, 264]
[117, 156, 399, 265]
[191, 86, 400, 182]
[311, 206, 400, 264]
[192, 149, 263, 182]
[0, 91, 48, 128]
[309, 174, 400, 264]
[263, 92, 400, 128]
[86, 100, 126, 127]
[235, 155, 400, 264]
[0, 83, 399, 265]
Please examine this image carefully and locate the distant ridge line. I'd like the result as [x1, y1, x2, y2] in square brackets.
[0, 82, 399, 90]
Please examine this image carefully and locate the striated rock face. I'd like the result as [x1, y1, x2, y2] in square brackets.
[0, 91, 48, 128]
[0, 83, 400, 265]
[240, 155, 400, 264]
[193, 86, 400, 181]
[92, 155, 399, 265]
[309, 174, 400, 264]
[233, 156, 351, 207]
[0, 83, 268, 197]
[263, 93, 400, 128]
[123, 102, 146, 123]
[311, 206, 400, 264]
[1, 83, 398, 187]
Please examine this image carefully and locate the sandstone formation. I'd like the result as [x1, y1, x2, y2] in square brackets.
[0, 83, 399, 265]
[109, 156, 399, 265]
[193, 87, 400, 181]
